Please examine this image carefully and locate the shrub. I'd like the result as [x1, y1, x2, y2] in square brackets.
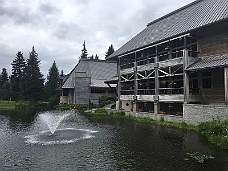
[15, 103, 27, 109]
[94, 108, 108, 114]
[48, 96, 59, 108]
[198, 120, 228, 149]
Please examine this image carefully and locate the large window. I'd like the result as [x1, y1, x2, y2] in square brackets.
[202, 71, 211, 89]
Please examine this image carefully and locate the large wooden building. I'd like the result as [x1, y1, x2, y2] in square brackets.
[106, 0, 228, 124]
[60, 59, 117, 104]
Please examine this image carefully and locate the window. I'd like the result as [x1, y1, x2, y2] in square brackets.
[202, 71, 211, 89]
[62, 89, 68, 96]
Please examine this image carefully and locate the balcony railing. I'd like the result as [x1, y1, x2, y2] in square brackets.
[120, 88, 184, 95]
[138, 89, 155, 95]
[120, 50, 198, 70]
[159, 88, 183, 95]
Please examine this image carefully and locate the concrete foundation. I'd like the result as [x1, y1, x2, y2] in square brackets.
[183, 104, 228, 125]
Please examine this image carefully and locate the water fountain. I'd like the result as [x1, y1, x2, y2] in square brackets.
[24, 111, 98, 145]
[39, 111, 70, 135]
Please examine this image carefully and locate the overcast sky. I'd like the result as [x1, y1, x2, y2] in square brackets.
[0, 0, 194, 78]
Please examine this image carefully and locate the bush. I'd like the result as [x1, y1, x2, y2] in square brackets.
[56, 104, 87, 113]
[198, 120, 228, 149]
[48, 96, 59, 108]
[114, 111, 125, 116]
[56, 104, 73, 111]
[94, 108, 108, 114]
[15, 103, 27, 109]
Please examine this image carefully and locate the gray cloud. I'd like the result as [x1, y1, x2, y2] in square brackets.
[0, 0, 194, 78]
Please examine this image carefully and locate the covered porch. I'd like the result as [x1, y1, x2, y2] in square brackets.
[184, 54, 228, 125]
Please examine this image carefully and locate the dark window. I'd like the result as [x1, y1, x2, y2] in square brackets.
[91, 89, 106, 94]
[202, 71, 211, 89]
[202, 78, 211, 89]
[62, 89, 68, 96]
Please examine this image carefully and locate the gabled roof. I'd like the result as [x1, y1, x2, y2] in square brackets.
[108, 0, 228, 59]
[62, 59, 117, 88]
[185, 54, 228, 71]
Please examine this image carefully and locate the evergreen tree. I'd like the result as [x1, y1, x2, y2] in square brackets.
[46, 61, 60, 99]
[105, 44, 115, 58]
[1, 68, 8, 83]
[0, 68, 10, 100]
[89, 55, 94, 60]
[11, 51, 26, 100]
[95, 54, 99, 60]
[60, 70, 64, 77]
[24, 46, 44, 101]
[80, 40, 88, 60]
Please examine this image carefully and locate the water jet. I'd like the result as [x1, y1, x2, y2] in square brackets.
[39, 111, 70, 135]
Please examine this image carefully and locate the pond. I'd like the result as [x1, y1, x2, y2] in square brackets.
[0, 110, 227, 171]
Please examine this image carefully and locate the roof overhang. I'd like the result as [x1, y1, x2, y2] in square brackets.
[185, 54, 228, 72]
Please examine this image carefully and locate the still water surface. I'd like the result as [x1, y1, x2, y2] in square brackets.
[0, 110, 227, 171]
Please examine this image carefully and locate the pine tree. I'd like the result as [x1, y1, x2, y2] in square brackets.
[0, 68, 10, 100]
[60, 70, 64, 77]
[105, 44, 115, 58]
[46, 61, 60, 99]
[11, 51, 26, 100]
[89, 55, 94, 60]
[95, 54, 99, 60]
[80, 40, 88, 60]
[1, 68, 8, 83]
[24, 46, 44, 101]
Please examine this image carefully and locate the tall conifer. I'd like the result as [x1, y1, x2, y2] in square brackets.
[46, 61, 60, 98]
[11, 51, 26, 100]
[24, 46, 44, 101]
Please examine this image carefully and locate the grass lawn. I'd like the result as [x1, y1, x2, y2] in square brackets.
[0, 101, 27, 110]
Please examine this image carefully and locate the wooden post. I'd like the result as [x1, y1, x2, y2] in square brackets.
[183, 36, 189, 104]
[117, 57, 122, 110]
[154, 45, 160, 114]
[133, 53, 138, 112]
[133, 61, 137, 101]
[154, 102, 160, 115]
[224, 67, 228, 104]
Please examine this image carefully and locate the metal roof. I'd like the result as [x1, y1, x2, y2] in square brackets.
[185, 54, 228, 71]
[90, 79, 116, 88]
[62, 59, 117, 88]
[104, 75, 118, 84]
[108, 0, 228, 59]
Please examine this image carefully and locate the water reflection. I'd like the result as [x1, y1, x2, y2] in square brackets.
[89, 118, 228, 171]
[0, 109, 36, 131]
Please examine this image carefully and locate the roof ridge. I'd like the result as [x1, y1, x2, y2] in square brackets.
[147, 0, 202, 26]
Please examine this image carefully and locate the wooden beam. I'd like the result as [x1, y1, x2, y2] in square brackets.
[147, 70, 155, 78]
[121, 76, 128, 81]
[137, 72, 145, 78]
[158, 68, 169, 76]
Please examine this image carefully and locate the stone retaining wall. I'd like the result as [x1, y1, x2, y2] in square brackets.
[183, 104, 228, 125]
[124, 111, 183, 123]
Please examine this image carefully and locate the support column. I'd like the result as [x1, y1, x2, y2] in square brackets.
[154, 102, 160, 114]
[117, 57, 122, 110]
[154, 45, 160, 114]
[133, 55, 138, 112]
[184, 72, 189, 104]
[224, 67, 228, 104]
[133, 102, 137, 113]
[183, 36, 189, 104]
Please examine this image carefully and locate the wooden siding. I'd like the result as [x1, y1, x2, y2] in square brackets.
[201, 68, 225, 104]
[75, 77, 91, 104]
[197, 22, 228, 58]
